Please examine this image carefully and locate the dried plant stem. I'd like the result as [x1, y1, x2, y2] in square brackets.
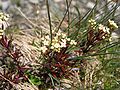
[0, 73, 15, 87]
[66, 0, 70, 36]
[46, 0, 52, 44]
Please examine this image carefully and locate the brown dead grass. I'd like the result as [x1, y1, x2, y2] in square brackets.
[12, 30, 40, 65]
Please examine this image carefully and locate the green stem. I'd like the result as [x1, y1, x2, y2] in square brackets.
[56, 0, 72, 32]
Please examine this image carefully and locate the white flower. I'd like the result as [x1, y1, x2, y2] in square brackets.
[66, 38, 70, 41]
[54, 43, 60, 48]
[45, 35, 50, 40]
[55, 48, 60, 52]
[50, 46, 54, 49]
[60, 42, 66, 47]
[62, 33, 67, 38]
[51, 42, 61, 52]
[98, 24, 105, 30]
[41, 37, 45, 41]
[0, 19, 9, 30]
[102, 36, 105, 39]
[56, 31, 61, 36]
[60, 39, 67, 47]
[108, 19, 118, 29]
[0, 13, 9, 21]
[40, 46, 47, 53]
[0, 19, 3, 28]
[97, 81, 102, 85]
[70, 40, 77, 45]
[109, 36, 112, 42]
[0, 29, 4, 39]
[88, 19, 95, 23]
[3, 15, 9, 21]
[61, 39, 66, 43]
[105, 27, 110, 34]
[99, 24, 110, 34]
[0, 13, 10, 30]
[43, 40, 49, 46]
[88, 19, 96, 25]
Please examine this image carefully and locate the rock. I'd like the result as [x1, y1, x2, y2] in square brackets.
[29, 0, 39, 4]
[87, 1, 95, 9]
[1, 0, 10, 11]
[54, 0, 62, 3]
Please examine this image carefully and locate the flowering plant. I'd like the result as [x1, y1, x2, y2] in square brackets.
[31, 0, 120, 89]
[0, 0, 120, 90]
[0, 12, 31, 89]
[34, 16, 119, 88]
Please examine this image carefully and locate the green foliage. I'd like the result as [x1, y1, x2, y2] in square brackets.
[29, 75, 41, 86]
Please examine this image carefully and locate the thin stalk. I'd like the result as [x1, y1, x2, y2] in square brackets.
[99, 5, 119, 23]
[66, 0, 70, 36]
[56, 0, 72, 32]
[98, 41, 120, 52]
[105, 0, 108, 14]
[48, 73, 55, 88]
[58, 0, 111, 31]
[87, 52, 120, 56]
[46, 0, 52, 44]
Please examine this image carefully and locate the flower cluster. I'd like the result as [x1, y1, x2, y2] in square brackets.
[108, 19, 118, 29]
[98, 24, 110, 39]
[0, 12, 9, 21]
[83, 19, 118, 53]
[0, 12, 9, 39]
[40, 31, 77, 53]
[88, 19, 118, 40]
[88, 19, 96, 29]
[0, 12, 30, 84]
[98, 19, 118, 39]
